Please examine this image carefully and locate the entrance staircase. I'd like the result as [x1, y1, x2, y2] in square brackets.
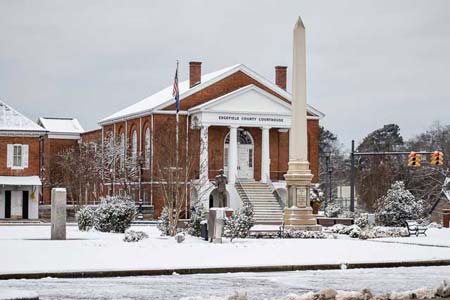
[235, 180, 283, 225]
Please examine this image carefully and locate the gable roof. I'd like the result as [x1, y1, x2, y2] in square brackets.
[189, 84, 291, 115]
[38, 117, 84, 135]
[99, 64, 325, 125]
[0, 100, 46, 133]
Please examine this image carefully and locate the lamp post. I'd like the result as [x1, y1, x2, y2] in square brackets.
[137, 156, 145, 221]
[324, 146, 333, 214]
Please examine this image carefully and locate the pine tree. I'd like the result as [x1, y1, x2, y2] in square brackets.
[224, 202, 254, 241]
[375, 181, 425, 226]
[188, 201, 207, 237]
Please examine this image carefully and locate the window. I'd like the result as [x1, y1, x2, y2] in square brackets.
[248, 148, 253, 168]
[7, 144, 28, 169]
[131, 130, 137, 164]
[145, 127, 151, 169]
[120, 133, 125, 169]
[13, 145, 22, 167]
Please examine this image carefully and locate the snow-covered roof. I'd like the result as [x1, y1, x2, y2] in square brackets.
[99, 64, 325, 125]
[0, 100, 46, 133]
[0, 176, 42, 186]
[38, 117, 84, 134]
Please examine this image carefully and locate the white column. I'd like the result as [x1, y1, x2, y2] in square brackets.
[228, 126, 238, 184]
[261, 126, 271, 183]
[199, 125, 209, 186]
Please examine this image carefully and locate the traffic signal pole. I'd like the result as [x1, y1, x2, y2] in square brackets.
[349, 140, 438, 212]
[350, 140, 355, 212]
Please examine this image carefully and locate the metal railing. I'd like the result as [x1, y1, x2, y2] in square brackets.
[235, 177, 252, 207]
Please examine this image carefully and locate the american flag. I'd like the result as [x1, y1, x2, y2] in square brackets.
[172, 63, 180, 113]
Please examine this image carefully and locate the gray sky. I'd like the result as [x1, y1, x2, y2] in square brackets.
[1, 0, 449, 148]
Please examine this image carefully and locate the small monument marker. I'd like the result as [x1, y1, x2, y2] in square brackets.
[51, 188, 67, 240]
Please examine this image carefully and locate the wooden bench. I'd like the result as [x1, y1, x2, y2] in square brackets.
[405, 220, 428, 237]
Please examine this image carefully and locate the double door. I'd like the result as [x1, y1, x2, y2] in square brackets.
[4, 190, 29, 219]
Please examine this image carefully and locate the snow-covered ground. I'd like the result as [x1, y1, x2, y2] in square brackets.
[1, 266, 450, 300]
[1, 225, 450, 275]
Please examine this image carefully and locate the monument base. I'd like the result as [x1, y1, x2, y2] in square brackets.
[283, 160, 321, 231]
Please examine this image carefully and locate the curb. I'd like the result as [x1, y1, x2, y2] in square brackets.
[1, 259, 450, 280]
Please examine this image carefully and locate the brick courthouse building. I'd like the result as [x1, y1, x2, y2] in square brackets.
[94, 62, 324, 220]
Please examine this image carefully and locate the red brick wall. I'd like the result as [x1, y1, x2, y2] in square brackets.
[0, 136, 41, 176]
[43, 138, 79, 204]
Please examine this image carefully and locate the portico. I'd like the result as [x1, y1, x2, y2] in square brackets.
[189, 84, 292, 185]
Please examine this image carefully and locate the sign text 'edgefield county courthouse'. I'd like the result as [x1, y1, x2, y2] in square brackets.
[218, 115, 286, 123]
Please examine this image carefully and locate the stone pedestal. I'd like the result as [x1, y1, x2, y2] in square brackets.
[51, 188, 67, 240]
[283, 161, 321, 231]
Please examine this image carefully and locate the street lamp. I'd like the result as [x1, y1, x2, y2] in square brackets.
[324, 145, 333, 214]
[137, 156, 145, 221]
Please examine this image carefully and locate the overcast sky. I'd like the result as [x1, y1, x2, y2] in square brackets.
[1, 0, 449, 148]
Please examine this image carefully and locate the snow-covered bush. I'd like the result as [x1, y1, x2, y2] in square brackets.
[224, 202, 254, 241]
[157, 207, 170, 236]
[76, 206, 95, 231]
[325, 201, 342, 218]
[358, 226, 408, 240]
[310, 184, 324, 203]
[123, 230, 148, 242]
[94, 196, 136, 233]
[354, 213, 369, 229]
[282, 229, 329, 239]
[188, 201, 207, 237]
[375, 181, 425, 227]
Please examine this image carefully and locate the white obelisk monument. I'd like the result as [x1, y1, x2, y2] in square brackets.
[283, 17, 321, 231]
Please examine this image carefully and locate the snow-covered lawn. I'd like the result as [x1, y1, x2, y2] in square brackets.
[377, 228, 450, 247]
[1, 225, 450, 275]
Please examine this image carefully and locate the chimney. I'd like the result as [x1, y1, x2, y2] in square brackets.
[275, 66, 287, 90]
[189, 61, 202, 88]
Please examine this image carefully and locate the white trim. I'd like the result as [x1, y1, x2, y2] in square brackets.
[98, 64, 324, 125]
[47, 134, 80, 140]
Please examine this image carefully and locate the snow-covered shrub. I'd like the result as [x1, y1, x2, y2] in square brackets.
[223, 202, 254, 241]
[282, 229, 329, 239]
[325, 201, 342, 218]
[123, 230, 148, 242]
[76, 206, 95, 231]
[310, 184, 324, 203]
[94, 196, 136, 233]
[188, 201, 207, 237]
[327, 224, 348, 234]
[354, 213, 369, 229]
[375, 181, 425, 227]
[157, 207, 170, 236]
[358, 226, 408, 240]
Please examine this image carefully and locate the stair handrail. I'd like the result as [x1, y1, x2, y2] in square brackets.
[235, 177, 252, 207]
[266, 174, 285, 209]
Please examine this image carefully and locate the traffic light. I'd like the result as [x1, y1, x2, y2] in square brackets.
[408, 152, 421, 167]
[430, 151, 444, 166]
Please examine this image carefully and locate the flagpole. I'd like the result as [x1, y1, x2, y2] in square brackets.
[175, 60, 180, 213]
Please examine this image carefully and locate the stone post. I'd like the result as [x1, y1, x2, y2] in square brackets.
[283, 17, 321, 231]
[51, 188, 67, 240]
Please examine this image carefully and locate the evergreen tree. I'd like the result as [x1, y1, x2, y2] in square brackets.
[375, 181, 425, 226]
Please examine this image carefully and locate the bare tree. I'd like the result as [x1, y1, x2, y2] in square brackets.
[101, 133, 140, 197]
[55, 142, 101, 204]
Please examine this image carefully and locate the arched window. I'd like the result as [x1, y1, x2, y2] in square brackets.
[145, 127, 151, 169]
[120, 132, 125, 169]
[131, 129, 138, 164]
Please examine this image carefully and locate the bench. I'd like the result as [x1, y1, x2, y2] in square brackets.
[404, 220, 428, 237]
